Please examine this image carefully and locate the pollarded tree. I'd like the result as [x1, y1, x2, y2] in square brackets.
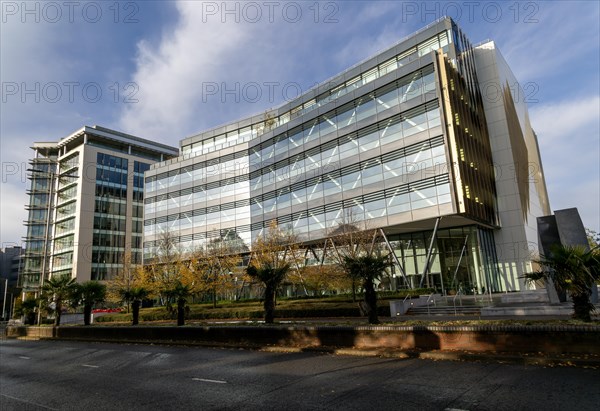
[110, 263, 153, 316]
[169, 281, 192, 326]
[328, 216, 391, 324]
[524, 245, 600, 322]
[127, 287, 150, 326]
[246, 222, 298, 324]
[42, 275, 78, 326]
[72, 281, 107, 326]
[343, 254, 390, 324]
[17, 297, 38, 325]
[144, 231, 203, 323]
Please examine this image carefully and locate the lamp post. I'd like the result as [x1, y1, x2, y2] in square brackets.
[8, 293, 14, 320]
[2, 278, 7, 320]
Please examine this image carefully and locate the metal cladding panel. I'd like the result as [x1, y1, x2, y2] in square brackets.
[436, 52, 497, 227]
[537, 208, 589, 255]
[554, 208, 590, 250]
[536, 215, 560, 257]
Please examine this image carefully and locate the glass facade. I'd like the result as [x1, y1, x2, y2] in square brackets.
[179, 30, 450, 156]
[91, 152, 128, 280]
[387, 226, 500, 293]
[132, 161, 150, 264]
[143, 18, 551, 294]
[91, 155, 152, 280]
[143, 18, 510, 294]
[21, 150, 58, 291]
[20, 126, 178, 291]
[51, 152, 79, 278]
[148, 66, 437, 193]
[144, 68, 446, 250]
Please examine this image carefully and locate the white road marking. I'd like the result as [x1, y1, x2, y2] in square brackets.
[18, 356, 30, 360]
[192, 378, 227, 384]
[82, 364, 100, 368]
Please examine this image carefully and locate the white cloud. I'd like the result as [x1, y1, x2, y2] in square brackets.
[118, 1, 332, 143]
[531, 96, 600, 144]
[117, 1, 405, 144]
[530, 95, 600, 231]
[118, 2, 249, 142]
[493, 2, 600, 83]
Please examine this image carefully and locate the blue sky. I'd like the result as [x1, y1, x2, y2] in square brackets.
[1, 1, 599, 247]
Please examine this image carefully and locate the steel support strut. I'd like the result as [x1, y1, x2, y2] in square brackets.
[419, 217, 441, 288]
[379, 229, 409, 287]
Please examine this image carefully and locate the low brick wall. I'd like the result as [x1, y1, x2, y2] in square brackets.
[7, 325, 600, 354]
[6, 326, 56, 339]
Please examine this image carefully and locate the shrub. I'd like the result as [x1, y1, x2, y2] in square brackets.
[95, 298, 392, 322]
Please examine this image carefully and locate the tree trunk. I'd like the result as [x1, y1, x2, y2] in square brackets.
[177, 298, 185, 326]
[213, 287, 217, 309]
[364, 278, 379, 324]
[236, 280, 246, 301]
[83, 304, 92, 326]
[132, 300, 141, 325]
[351, 280, 357, 302]
[55, 303, 62, 327]
[264, 284, 275, 324]
[572, 292, 592, 322]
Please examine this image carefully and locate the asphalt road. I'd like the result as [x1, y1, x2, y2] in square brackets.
[1, 339, 599, 411]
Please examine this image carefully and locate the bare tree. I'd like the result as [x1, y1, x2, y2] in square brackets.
[287, 264, 351, 296]
[148, 231, 183, 309]
[106, 251, 140, 312]
[191, 234, 243, 308]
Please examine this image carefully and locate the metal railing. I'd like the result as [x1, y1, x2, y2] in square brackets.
[426, 293, 437, 315]
[453, 290, 463, 315]
[402, 293, 413, 315]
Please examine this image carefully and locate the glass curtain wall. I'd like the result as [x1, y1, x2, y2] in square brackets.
[92, 153, 128, 280]
[132, 161, 150, 264]
[388, 226, 496, 294]
[21, 154, 58, 292]
[51, 152, 80, 278]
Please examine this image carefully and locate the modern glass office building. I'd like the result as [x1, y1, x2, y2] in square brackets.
[143, 18, 550, 294]
[20, 126, 178, 296]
